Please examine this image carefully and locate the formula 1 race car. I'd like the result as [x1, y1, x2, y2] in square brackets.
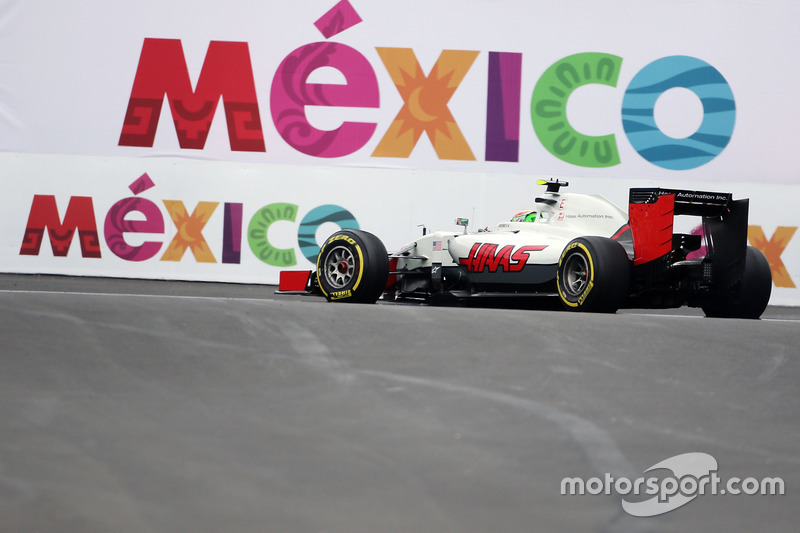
[278, 179, 772, 318]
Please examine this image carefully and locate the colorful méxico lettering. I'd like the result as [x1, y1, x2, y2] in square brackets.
[118, 1, 735, 171]
[19, 173, 359, 268]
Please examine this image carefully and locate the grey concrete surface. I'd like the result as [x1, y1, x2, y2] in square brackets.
[1, 274, 797, 532]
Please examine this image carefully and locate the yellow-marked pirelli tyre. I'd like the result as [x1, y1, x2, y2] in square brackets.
[316, 230, 389, 303]
[557, 236, 631, 313]
[702, 246, 772, 319]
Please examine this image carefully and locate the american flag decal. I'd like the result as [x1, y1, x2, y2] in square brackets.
[432, 240, 442, 251]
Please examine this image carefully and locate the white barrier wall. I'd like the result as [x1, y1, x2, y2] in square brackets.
[1, 1, 798, 304]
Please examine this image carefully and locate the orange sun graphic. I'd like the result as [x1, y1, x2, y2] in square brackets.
[373, 48, 479, 160]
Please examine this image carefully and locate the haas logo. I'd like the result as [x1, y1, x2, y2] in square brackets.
[459, 243, 547, 273]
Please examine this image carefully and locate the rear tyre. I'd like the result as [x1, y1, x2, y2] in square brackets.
[557, 237, 631, 313]
[702, 246, 772, 319]
[316, 230, 389, 303]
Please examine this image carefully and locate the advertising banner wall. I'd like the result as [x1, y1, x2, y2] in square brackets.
[1, 1, 798, 304]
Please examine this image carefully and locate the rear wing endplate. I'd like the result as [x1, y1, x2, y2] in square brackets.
[628, 187, 749, 292]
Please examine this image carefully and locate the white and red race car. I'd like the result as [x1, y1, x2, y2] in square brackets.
[278, 180, 772, 318]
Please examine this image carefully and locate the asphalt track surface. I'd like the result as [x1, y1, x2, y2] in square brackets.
[1, 274, 798, 533]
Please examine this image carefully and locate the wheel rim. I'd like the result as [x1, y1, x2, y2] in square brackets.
[562, 252, 589, 297]
[323, 246, 356, 289]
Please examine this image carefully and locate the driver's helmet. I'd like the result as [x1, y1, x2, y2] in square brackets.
[512, 210, 538, 223]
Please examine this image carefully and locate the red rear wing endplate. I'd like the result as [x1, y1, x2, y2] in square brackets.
[628, 192, 675, 266]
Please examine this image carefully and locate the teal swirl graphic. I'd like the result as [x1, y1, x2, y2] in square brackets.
[622, 56, 735, 170]
[297, 205, 359, 263]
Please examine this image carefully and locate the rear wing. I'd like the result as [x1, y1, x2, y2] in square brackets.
[628, 187, 748, 292]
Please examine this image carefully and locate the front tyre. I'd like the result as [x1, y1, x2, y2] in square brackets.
[316, 230, 389, 303]
[557, 237, 631, 313]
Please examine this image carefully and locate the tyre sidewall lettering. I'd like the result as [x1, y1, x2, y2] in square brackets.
[578, 279, 594, 306]
[329, 289, 353, 300]
[329, 234, 356, 246]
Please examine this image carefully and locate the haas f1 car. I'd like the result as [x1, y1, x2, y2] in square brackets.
[279, 180, 772, 318]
